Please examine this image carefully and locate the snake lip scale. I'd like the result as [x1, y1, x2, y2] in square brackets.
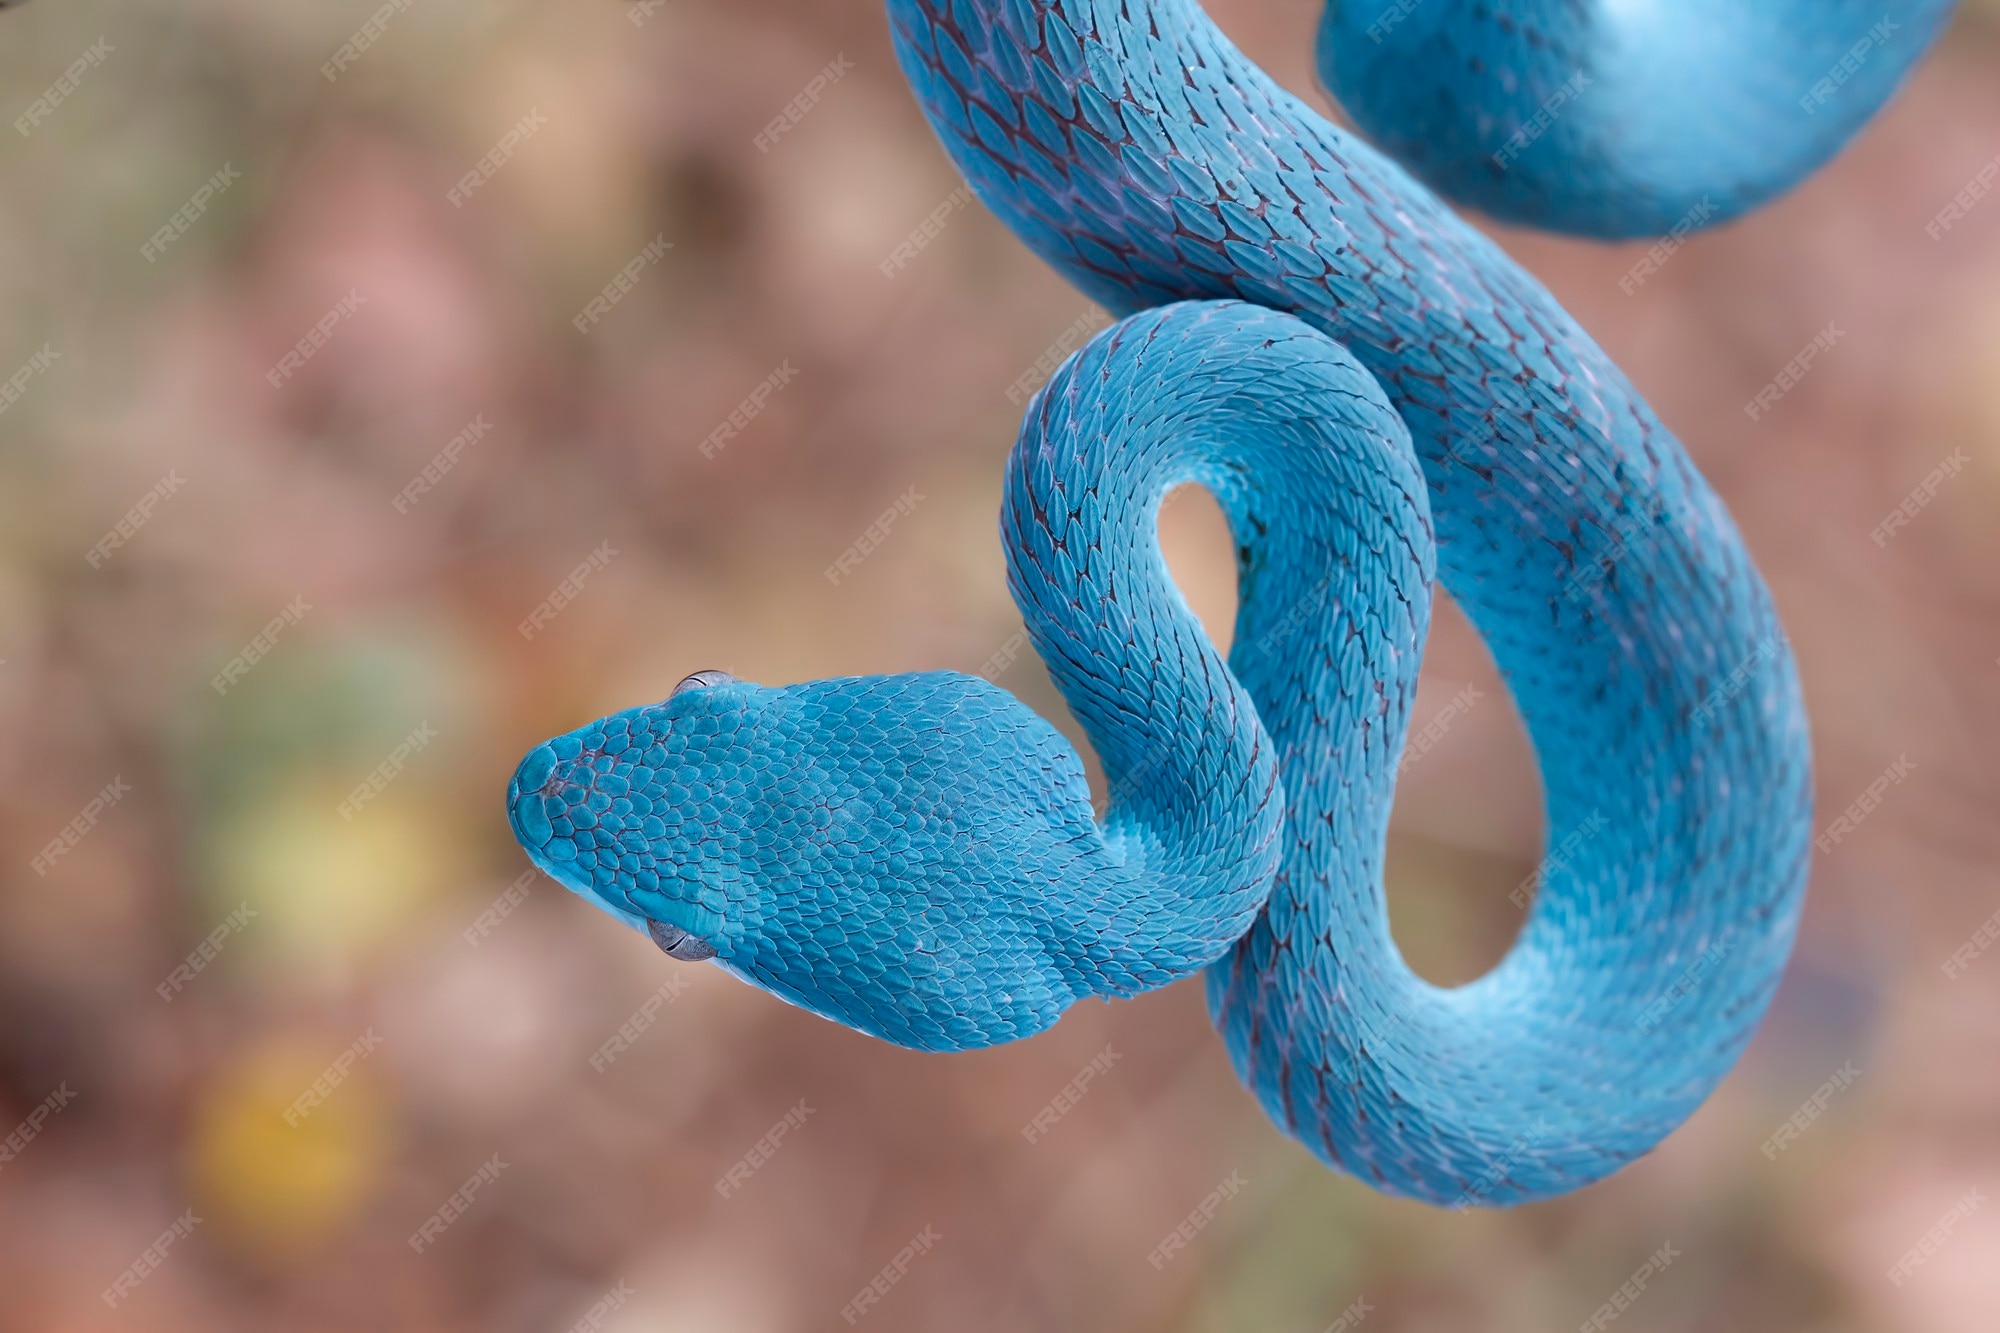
[506, 0, 1948, 1206]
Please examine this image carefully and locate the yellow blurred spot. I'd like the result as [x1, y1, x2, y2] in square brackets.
[187, 1039, 388, 1260]
[210, 778, 465, 968]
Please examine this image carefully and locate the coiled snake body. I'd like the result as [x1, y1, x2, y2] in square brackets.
[507, 1, 1950, 1205]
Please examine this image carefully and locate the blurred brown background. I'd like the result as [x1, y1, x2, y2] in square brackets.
[3, 0, 1999, 1329]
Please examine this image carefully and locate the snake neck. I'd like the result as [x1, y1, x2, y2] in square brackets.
[1005, 301, 1432, 998]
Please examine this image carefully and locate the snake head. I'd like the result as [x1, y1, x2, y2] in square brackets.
[505, 669, 1105, 1051]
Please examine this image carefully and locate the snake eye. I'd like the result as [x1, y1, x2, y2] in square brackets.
[671, 670, 739, 697]
[647, 918, 717, 962]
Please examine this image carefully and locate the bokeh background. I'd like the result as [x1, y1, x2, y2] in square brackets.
[4, 1, 1999, 1329]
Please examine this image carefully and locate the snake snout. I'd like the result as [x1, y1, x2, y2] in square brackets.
[506, 740, 581, 851]
[507, 709, 733, 961]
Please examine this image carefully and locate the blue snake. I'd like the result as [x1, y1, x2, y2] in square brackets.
[506, 1, 1951, 1205]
